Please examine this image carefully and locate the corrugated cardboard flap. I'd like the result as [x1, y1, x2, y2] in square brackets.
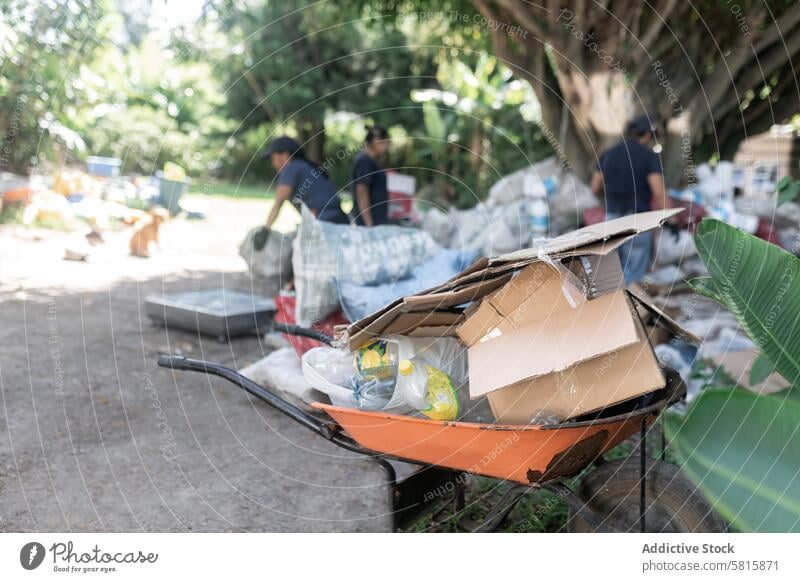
[468, 291, 641, 398]
[345, 273, 511, 348]
[626, 289, 700, 344]
[340, 209, 682, 346]
[492, 208, 683, 265]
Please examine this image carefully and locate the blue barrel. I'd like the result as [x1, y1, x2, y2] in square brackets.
[86, 156, 121, 177]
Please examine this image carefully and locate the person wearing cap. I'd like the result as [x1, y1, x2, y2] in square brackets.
[590, 115, 668, 284]
[261, 136, 348, 235]
[350, 126, 391, 227]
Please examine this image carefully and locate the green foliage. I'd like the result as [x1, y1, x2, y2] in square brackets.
[403, 53, 550, 207]
[209, 0, 432, 163]
[79, 35, 228, 176]
[689, 219, 800, 386]
[205, 2, 551, 201]
[667, 218, 800, 532]
[406, 478, 568, 533]
[88, 105, 195, 175]
[665, 389, 800, 532]
[749, 351, 776, 386]
[1, 0, 552, 209]
[776, 177, 800, 206]
[0, 0, 114, 172]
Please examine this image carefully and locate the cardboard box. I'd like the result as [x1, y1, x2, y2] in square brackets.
[566, 252, 625, 299]
[462, 284, 664, 423]
[339, 209, 687, 423]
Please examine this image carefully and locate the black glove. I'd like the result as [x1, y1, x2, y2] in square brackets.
[253, 226, 270, 251]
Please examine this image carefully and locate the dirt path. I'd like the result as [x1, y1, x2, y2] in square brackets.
[0, 195, 392, 532]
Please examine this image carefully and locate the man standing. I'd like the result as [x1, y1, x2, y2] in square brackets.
[591, 115, 668, 284]
[350, 126, 391, 227]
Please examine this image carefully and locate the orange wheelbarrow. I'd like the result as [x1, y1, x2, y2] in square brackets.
[157, 327, 722, 532]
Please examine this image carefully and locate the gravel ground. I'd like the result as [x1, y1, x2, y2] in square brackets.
[0, 195, 393, 532]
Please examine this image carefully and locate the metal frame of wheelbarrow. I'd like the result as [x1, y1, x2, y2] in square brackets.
[157, 324, 683, 532]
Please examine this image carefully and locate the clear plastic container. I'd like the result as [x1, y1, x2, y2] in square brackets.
[353, 340, 400, 410]
[397, 358, 459, 421]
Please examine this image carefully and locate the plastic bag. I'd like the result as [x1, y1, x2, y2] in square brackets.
[292, 206, 440, 326]
[387, 335, 467, 411]
[302, 336, 468, 414]
[240, 348, 324, 408]
[387, 335, 495, 422]
[397, 359, 460, 421]
[337, 249, 478, 321]
[239, 226, 295, 294]
[301, 347, 360, 408]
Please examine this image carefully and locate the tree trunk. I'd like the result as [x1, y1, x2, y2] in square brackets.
[471, 0, 800, 188]
[299, 120, 326, 165]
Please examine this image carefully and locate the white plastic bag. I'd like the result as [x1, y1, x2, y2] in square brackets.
[387, 335, 468, 411]
[301, 347, 359, 408]
[240, 348, 323, 406]
[292, 206, 441, 326]
[302, 336, 469, 414]
[239, 227, 295, 282]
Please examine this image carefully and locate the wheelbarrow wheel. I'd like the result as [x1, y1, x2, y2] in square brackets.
[567, 457, 725, 533]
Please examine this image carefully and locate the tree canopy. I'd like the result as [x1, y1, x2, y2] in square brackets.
[2, 0, 798, 200]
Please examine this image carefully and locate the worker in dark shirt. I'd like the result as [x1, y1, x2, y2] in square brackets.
[591, 115, 668, 283]
[350, 126, 390, 226]
[262, 136, 348, 232]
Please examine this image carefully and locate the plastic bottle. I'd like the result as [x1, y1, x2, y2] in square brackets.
[523, 174, 557, 198]
[352, 375, 397, 410]
[396, 359, 459, 421]
[352, 340, 400, 410]
[528, 197, 550, 239]
[524, 174, 552, 239]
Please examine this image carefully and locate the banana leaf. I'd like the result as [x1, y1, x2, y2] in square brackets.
[749, 351, 776, 385]
[689, 219, 800, 387]
[777, 177, 800, 206]
[665, 389, 800, 532]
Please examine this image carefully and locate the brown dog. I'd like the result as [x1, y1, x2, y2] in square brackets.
[130, 212, 166, 258]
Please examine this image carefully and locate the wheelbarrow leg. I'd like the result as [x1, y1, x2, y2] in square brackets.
[370, 457, 400, 531]
[639, 417, 647, 533]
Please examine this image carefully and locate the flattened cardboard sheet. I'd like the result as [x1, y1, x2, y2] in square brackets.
[467, 290, 640, 398]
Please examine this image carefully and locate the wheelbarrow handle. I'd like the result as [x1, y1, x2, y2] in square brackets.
[157, 354, 335, 439]
[270, 323, 333, 346]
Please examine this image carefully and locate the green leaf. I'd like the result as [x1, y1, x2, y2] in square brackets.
[694, 219, 800, 386]
[665, 389, 800, 532]
[749, 351, 776, 385]
[686, 276, 727, 304]
[776, 177, 800, 206]
[777, 180, 800, 206]
[776, 176, 792, 193]
[774, 385, 800, 401]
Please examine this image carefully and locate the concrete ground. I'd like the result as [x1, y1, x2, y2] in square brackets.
[0, 195, 394, 532]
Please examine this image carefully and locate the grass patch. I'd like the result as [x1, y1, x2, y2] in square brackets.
[405, 477, 569, 533]
[0, 204, 74, 231]
[189, 179, 274, 200]
[401, 434, 673, 532]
